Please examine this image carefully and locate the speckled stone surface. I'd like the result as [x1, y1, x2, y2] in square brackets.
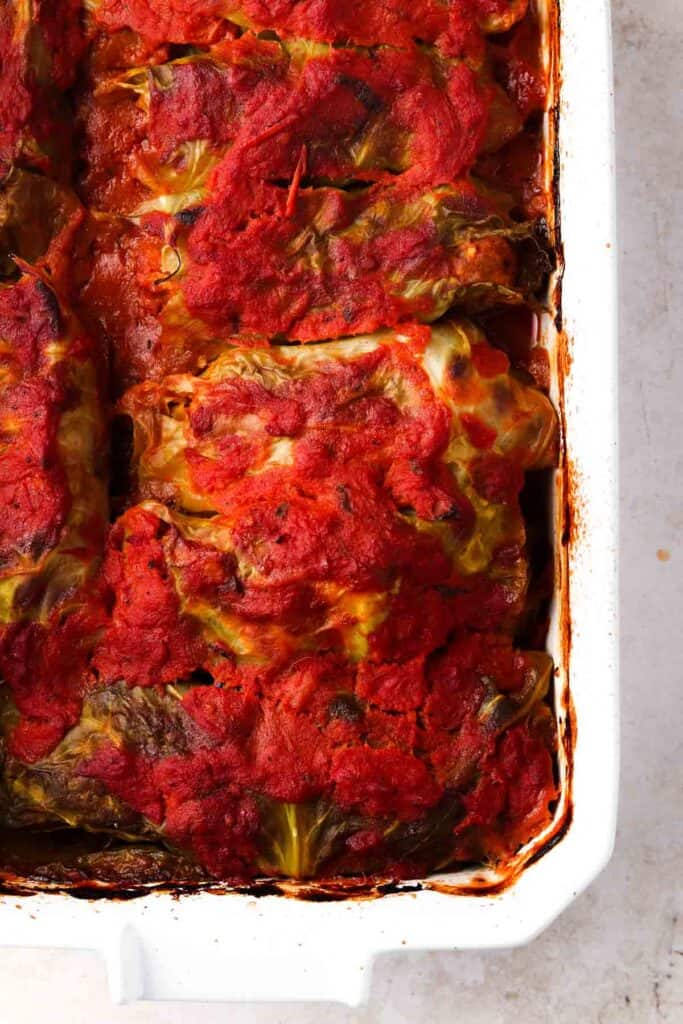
[1, 1, 681, 1020]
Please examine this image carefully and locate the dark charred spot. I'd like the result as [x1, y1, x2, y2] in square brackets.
[401, 819, 426, 840]
[218, 572, 244, 597]
[275, 503, 289, 518]
[176, 507, 217, 519]
[336, 484, 352, 512]
[34, 279, 61, 336]
[533, 214, 551, 244]
[328, 693, 363, 723]
[210, 644, 234, 661]
[517, 235, 553, 291]
[25, 530, 53, 560]
[153, 518, 171, 540]
[397, 504, 415, 516]
[335, 74, 383, 113]
[175, 207, 205, 228]
[449, 355, 469, 379]
[13, 576, 47, 610]
[187, 668, 214, 686]
[435, 504, 464, 522]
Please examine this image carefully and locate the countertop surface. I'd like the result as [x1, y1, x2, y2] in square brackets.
[1, 1, 681, 1020]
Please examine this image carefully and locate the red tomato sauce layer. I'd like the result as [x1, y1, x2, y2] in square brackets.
[78, 181, 519, 385]
[80, 36, 493, 212]
[0, 1, 84, 178]
[67, 632, 555, 878]
[88, 0, 527, 54]
[0, 0, 557, 885]
[0, 280, 72, 575]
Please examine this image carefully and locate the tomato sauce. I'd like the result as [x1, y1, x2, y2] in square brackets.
[80, 38, 491, 213]
[0, 279, 73, 583]
[56, 626, 554, 878]
[88, 0, 497, 54]
[77, 180, 523, 385]
[0, 1, 84, 179]
[74, 12, 547, 384]
[0, 0, 559, 885]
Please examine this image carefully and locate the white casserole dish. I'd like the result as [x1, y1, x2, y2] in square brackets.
[0, 0, 618, 1005]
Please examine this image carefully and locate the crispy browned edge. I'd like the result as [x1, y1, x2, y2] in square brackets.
[0, 0, 573, 903]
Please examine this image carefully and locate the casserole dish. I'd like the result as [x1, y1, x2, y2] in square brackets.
[0, 0, 618, 1004]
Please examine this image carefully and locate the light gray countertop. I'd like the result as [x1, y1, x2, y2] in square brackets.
[1, 1, 681, 1020]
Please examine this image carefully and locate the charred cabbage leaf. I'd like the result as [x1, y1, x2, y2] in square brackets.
[0, 831, 208, 887]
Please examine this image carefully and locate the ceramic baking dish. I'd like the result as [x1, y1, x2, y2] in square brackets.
[0, 0, 618, 1005]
